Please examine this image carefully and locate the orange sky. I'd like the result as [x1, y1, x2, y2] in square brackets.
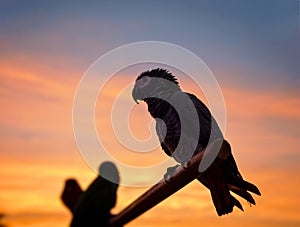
[1, 1, 299, 226]
[0, 54, 300, 227]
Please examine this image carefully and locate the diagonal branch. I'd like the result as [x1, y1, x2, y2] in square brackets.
[108, 139, 225, 227]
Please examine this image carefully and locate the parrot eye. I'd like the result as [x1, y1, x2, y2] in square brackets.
[139, 76, 151, 87]
[142, 76, 150, 83]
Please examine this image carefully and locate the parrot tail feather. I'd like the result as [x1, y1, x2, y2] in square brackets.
[209, 182, 235, 216]
[243, 181, 261, 196]
[228, 184, 256, 205]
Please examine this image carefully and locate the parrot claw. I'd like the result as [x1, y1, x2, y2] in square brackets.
[183, 161, 190, 169]
[164, 164, 181, 182]
[164, 174, 172, 183]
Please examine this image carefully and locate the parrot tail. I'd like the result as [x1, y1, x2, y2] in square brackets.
[198, 163, 244, 216]
[197, 140, 261, 216]
[208, 178, 242, 216]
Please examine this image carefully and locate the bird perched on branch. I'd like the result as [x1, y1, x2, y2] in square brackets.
[132, 68, 261, 216]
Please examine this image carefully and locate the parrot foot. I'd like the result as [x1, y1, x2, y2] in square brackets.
[183, 161, 190, 169]
[164, 164, 180, 182]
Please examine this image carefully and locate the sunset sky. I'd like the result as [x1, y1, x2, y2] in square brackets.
[0, 0, 300, 226]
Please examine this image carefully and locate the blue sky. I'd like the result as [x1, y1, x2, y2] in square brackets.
[1, 0, 299, 90]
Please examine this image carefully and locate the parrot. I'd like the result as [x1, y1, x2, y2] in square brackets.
[132, 68, 261, 216]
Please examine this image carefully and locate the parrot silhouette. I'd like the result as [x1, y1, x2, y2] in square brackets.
[132, 68, 261, 216]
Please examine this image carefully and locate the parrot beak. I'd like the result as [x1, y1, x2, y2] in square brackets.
[132, 86, 140, 104]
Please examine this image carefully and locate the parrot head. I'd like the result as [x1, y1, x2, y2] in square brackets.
[132, 68, 180, 104]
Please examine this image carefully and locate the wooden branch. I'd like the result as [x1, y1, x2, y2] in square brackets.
[108, 139, 224, 227]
